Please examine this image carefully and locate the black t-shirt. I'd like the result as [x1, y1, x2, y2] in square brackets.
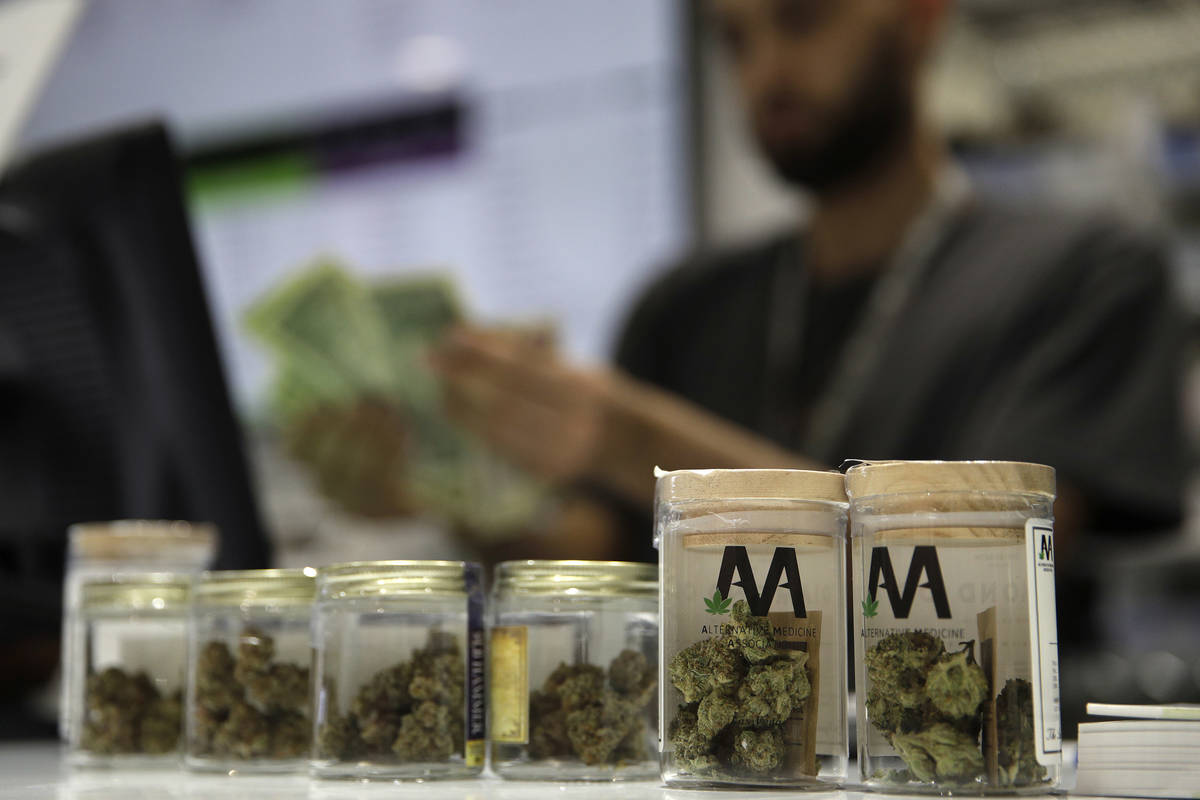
[615, 202, 1189, 536]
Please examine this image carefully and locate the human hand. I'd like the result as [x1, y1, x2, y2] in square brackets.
[430, 326, 612, 485]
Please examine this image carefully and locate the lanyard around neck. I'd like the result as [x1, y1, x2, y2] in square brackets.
[764, 168, 973, 462]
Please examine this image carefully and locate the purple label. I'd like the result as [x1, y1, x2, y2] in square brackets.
[465, 562, 486, 741]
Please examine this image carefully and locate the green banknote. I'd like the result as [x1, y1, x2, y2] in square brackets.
[245, 259, 547, 539]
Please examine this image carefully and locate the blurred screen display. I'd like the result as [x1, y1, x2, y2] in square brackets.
[21, 0, 690, 413]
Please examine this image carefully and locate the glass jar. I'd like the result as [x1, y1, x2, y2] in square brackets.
[489, 560, 658, 781]
[655, 469, 849, 789]
[61, 521, 217, 740]
[185, 568, 316, 773]
[846, 461, 1060, 794]
[311, 561, 485, 780]
[68, 574, 189, 766]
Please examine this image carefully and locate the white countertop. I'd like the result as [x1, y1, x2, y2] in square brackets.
[0, 742, 1103, 800]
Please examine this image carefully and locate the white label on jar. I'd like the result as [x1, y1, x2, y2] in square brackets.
[1024, 518, 1061, 765]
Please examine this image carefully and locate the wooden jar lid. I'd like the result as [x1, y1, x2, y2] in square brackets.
[655, 468, 847, 504]
[844, 460, 1055, 500]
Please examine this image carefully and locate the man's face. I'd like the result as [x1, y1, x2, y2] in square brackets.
[712, 0, 921, 194]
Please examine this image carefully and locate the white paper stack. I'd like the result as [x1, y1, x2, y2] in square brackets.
[1074, 703, 1200, 799]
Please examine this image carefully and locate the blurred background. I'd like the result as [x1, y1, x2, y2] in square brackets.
[3, 0, 1200, 739]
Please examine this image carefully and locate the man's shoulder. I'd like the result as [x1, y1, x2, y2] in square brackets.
[951, 201, 1166, 288]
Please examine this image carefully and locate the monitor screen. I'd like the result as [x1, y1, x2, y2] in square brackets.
[20, 0, 691, 414]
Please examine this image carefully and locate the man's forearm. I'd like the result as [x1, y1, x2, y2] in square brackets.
[593, 372, 821, 508]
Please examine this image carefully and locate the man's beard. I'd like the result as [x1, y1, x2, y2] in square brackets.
[757, 33, 914, 195]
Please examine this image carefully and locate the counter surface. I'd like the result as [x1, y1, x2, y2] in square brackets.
[0, 742, 1099, 799]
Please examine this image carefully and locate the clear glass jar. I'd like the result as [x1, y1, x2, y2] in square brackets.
[61, 521, 217, 740]
[655, 469, 849, 789]
[846, 461, 1060, 794]
[311, 560, 485, 780]
[69, 574, 190, 766]
[489, 560, 658, 781]
[185, 568, 316, 773]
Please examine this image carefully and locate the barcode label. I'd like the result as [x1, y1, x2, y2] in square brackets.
[1025, 518, 1061, 765]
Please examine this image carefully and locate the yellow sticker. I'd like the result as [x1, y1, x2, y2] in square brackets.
[489, 625, 529, 743]
[465, 738, 486, 767]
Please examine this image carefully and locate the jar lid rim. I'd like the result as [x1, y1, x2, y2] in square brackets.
[317, 561, 480, 599]
[81, 573, 190, 610]
[320, 559, 471, 575]
[495, 560, 656, 597]
[193, 568, 316, 605]
[655, 468, 847, 504]
[845, 460, 1056, 499]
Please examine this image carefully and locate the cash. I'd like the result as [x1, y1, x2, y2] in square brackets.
[244, 260, 545, 540]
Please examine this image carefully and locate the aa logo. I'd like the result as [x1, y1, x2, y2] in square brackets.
[866, 545, 951, 619]
[715, 546, 806, 618]
[1038, 532, 1054, 562]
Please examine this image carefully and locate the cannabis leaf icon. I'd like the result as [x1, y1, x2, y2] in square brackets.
[704, 589, 732, 615]
[862, 593, 879, 618]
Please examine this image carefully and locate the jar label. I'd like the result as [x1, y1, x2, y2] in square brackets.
[666, 531, 844, 774]
[856, 519, 1056, 788]
[489, 625, 529, 743]
[1024, 518, 1061, 766]
[767, 608, 822, 776]
[467, 565, 487, 765]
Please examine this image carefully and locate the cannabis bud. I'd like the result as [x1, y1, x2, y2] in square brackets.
[81, 666, 182, 755]
[864, 632, 987, 785]
[666, 600, 809, 778]
[995, 678, 1047, 787]
[317, 628, 465, 763]
[527, 649, 655, 765]
[191, 625, 311, 760]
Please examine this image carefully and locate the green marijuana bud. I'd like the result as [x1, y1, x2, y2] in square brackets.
[666, 600, 812, 778]
[392, 701, 458, 761]
[139, 692, 184, 754]
[729, 600, 777, 664]
[81, 666, 182, 755]
[316, 628, 466, 764]
[667, 704, 713, 762]
[864, 632, 992, 786]
[234, 625, 275, 676]
[728, 726, 785, 774]
[925, 644, 988, 718]
[316, 686, 364, 762]
[352, 662, 413, 748]
[528, 694, 570, 759]
[863, 631, 944, 710]
[697, 690, 737, 738]
[666, 637, 745, 704]
[995, 678, 1048, 787]
[736, 654, 810, 728]
[526, 649, 656, 766]
[608, 648, 654, 696]
[558, 665, 606, 711]
[190, 626, 312, 761]
[212, 698, 271, 759]
[891, 723, 985, 783]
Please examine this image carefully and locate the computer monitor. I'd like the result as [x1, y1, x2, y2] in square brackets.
[0, 121, 270, 633]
